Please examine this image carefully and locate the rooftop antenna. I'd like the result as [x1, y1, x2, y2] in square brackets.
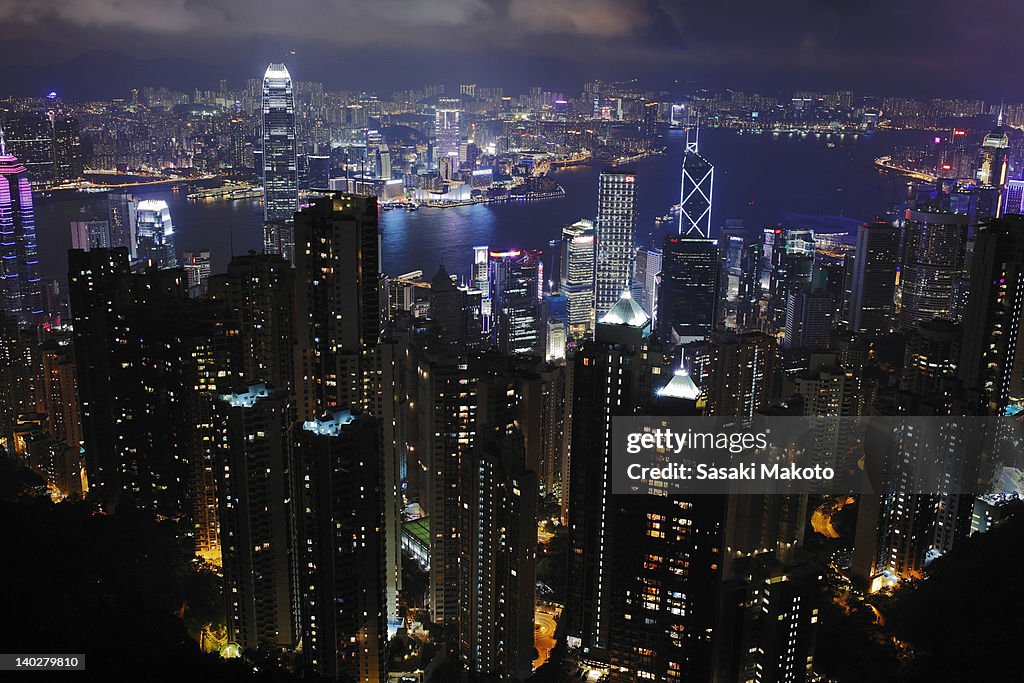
[686, 112, 699, 154]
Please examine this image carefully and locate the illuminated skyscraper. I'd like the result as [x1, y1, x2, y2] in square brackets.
[2, 111, 83, 183]
[719, 225, 761, 331]
[567, 293, 724, 681]
[560, 219, 596, 340]
[976, 112, 1009, 189]
[435, 98, 461, 163]
[958, 214, 1024, 414]
[1004, 179, 1024, 215]
[634, 246, 662, 321]
[783, 288, 835, 351]
[215, 383, 297, 652]
[411, 351, 538, 675]
[678, 127, 714, 237]
[595, 170, 638, 317]
[69, 249, 242, 521]
[0, 136, 44, 328]
[208, 253, 295, 392]
[766, 228, 815, 333]
[899, 209, 967, 331]
[293, 412, 387, 682]
[293, 193, 381, 418]
[490, 249, 546, 356]
[107, 190, 138, 257]
[704, 330, 775, 418]
[657, 235, 719, 345]
[134, 199, 177, 268]
[848, 222, 899, 336]
[902, 318, 961, 396]
[262, 63, 298, 261]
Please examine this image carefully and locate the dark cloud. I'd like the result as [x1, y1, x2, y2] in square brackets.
[0, 0, 1019, 96]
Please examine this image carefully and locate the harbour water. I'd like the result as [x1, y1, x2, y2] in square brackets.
[34, 127, 932, 285]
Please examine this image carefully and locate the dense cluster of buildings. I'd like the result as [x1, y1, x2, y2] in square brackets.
[2, 69, 1024, 683]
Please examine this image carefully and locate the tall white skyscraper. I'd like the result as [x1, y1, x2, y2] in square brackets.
[262, 63, 298, 261]
[679, 127, 714, 237]
[134, 199, 177, 268]
[595, 170, 637, 317]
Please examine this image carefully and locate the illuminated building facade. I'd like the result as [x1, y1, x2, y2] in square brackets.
[215, 384, 298, 651]
[848, 222, 899, 336]
[568, 293, 723, 681]
[262, 63, 298, 261]
[958, 214, 1024, 414]
[704, 330, 775, 418]
[489, 249, 546, 356]
[657, 236, 719, 345]
[718, 225, 760, 331]
[293, 412, 386, 682]
[595, 170, 638, 317]
[293, 193, 381, 418]
[412, 350, 538, 675]
[634, 246, 662, 322]
[207, 252, 295, 392]
[107, 191, 139, 258]
[69, 248, 242, 528]
[182, 250, 211, 289]
[766, 229, 814, 334]
[899, 209, 967, 331]
[902, 318, 961, 396]
[679, 128, 714, 238]
[0, 142, 44, 328]
[435, 98, 462, 163]
[1, 111, 83, 184]
[1005, 179, 1024, 216]
[560, 219, 596, 341]
[134, 199, 177, 268]
[782, 289, 834, 351]
[716, 557, 821, 682]
[70, 220, 110, 251]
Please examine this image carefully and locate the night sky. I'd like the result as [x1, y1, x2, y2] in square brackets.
[1, 0, 1021, 98]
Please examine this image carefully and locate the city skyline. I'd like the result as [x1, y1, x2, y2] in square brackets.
[2, 23, 1024, 682]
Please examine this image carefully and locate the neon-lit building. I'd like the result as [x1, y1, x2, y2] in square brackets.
[0, 137, 44, 328]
